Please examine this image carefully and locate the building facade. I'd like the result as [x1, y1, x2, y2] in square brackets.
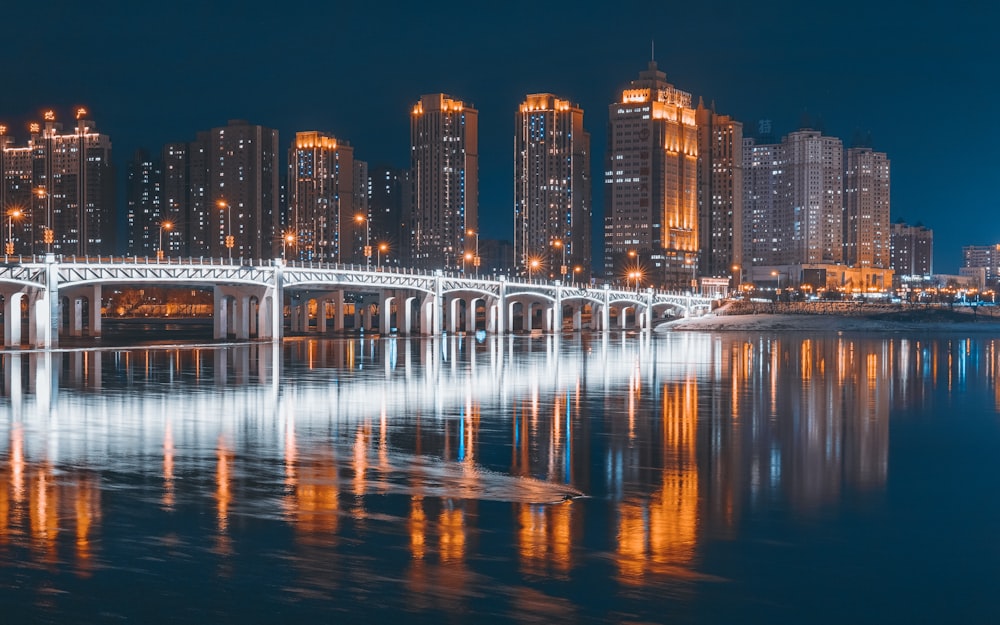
[0, 111, 114, 256]
[604, 62, 698, 288]
[695, 101, 743, 281]
[409, 94, 478, 270]
[368, 164, 409, 267]
[287, 131, 355, 262]
[845, 147, 891, 269]
[514, 93, 591, 280]
[125, 149, 165, 257]
[890, 221, 933, 281]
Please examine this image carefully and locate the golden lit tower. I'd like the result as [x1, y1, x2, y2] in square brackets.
[604, 62, 698, 288]
[409, 94, 478, 270]
[845, 147, 890, 269]
[514, 94, 591, 280]
[288, 131, 355, 262]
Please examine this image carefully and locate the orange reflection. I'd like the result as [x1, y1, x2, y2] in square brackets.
[517, 501, 575, 577]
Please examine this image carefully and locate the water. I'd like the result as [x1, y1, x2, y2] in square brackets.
[1, 332, 999, 624]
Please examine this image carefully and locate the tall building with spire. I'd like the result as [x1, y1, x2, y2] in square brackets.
[604, 62, 698, 288]
[514, 93, 591, 281]
[844, 147, 890, 269]
[287, 131, 356, 262]
[409, 93, 478, 270]
[0, 110, 114, 256]
[695, 100, 743, 281]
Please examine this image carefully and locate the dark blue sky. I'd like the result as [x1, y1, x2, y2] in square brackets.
[3, 1, 996, 272]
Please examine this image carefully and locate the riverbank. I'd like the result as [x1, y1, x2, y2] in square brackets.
[659, 304, 1000, 333]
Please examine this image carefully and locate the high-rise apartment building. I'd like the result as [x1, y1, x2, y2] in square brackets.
[604, 62, 697, 287]
[368, 164, 409, 266]
[409, 93, 478, 270]
[203, 120, 279, 259]
[0, 111, 114, 256]
[890, 221, 933, 279]
[161, 141, 210, 257]
[743, 128, 843, 267]
[287, 131, 355, 262]
[695, 101, 743, 280]
[514, 93, 591, 280]
[845, 147, 890, 268]
[125, 149, 166, 257]
[962, 244, 999, 286]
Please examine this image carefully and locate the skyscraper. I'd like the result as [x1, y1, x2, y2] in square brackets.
[695, 100, 743, 280]
[204, 120, 279, 260]
[514, 93, 591, 281]
[0, 110, 114, 256]
[844, 147, 890, 269]
[409, 93, 478, 270]
[161, 141, 210, 257]
[368, 164, 409, 267]
[287, 131, 355, 262]
[604, 62, 697, 288]
[743, 128, 843, 267]
[125, 149, 164, 257]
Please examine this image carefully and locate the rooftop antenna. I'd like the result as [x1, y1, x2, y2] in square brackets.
[651, 40, 655, 62]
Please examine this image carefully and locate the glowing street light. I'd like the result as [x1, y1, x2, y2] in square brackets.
[282, 232, 295, 259]
[467, 228, 480, 276]
[528, 257, 541, 282]
[5, 208, 22, 256]
[377, 242, 388, 269]
[217, 199, 233, 260]
[355, 213, 371, 269]
[552, 239, 567, 282]
[157, 220, 173, 260]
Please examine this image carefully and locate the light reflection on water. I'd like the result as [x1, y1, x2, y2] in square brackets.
[1, 333, 1000, 623]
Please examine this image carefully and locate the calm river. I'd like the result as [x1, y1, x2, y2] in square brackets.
[1, 332, 998, 623]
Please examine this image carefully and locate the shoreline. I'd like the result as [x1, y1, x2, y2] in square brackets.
[658, 310, 1000, 333]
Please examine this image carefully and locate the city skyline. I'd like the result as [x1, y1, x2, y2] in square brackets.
[2, 2, 996, 273]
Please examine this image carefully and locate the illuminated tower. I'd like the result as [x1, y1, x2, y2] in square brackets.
[695, 100, 743, 281]
[604, 62, 698, 288]
[409, 93, 478, 270]
[0, 110, 114, 256]
[845, 147, 890, 268]
[514, 93, 591, 281]
[287, 131, 355, 262]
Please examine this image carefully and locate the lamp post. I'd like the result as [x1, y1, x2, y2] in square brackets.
[282, 232, 295, 259]
[467, 229, 480, 277]
[573, 265, 582, 288]
[377, 242, 388, 269]
[157, 220, 173, 260]
[529, 258, 540, 282]
[36, 188, 52, 254]
[463, 251, 472, 274]
[552, 239, 567, 282]
[5, 208, 21, 256]
[217, 199, 233, 261]
[355, 213, 370, 269]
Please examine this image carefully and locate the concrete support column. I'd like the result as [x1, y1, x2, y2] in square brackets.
[4, 292, 22, 347]
[234, 295, 251, 340]
[90, 285, 102, 337]
[433, 273, 443, 335]
[645, 288, 654, 332]
[524, 303, 533, 331]
[573, 305, 582, 331]
[466, 298, 478, 333]
[289, 295, 302, 333]
[317, 300, 328, 333]
[497, 277, 507, 335]
[213, 287, 228, 339]
[488, 303, 497, 333]
[402, 296, 416, 335]
[420, 295, 435, 335]
[334, 290, 345, 332]
[620, 306, 629, 329]
[258, 293, 273, 340]
[448, 297, 460, 334]
[601, 285, 611, 333]
[380, 294, 395, 335]
[363, 301, 373, 332]
[69, 296, 83, 337]
[545, 305, 554, 332]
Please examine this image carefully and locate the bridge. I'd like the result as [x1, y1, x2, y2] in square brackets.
[0, 255, 718, 348]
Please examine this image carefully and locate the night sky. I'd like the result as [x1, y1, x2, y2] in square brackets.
[3, 1, 996, 272]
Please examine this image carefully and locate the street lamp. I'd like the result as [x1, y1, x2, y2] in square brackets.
[529, 258, 540, 282]
[217, 199, 233, 260]
[463, 251, 473, 273]
[628, 270, 642, 294]
[552, 239, 567, 282]
[36, 187, 53, 253]
[158, 220, 173, 260]
[377, 242, 388, 269]
[5, 208, 21, 256]
[355, 213, 371, 269]
[573, 265, 582, 287]
[282, 232, 295, 259]
[467, 229, 480, 277]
